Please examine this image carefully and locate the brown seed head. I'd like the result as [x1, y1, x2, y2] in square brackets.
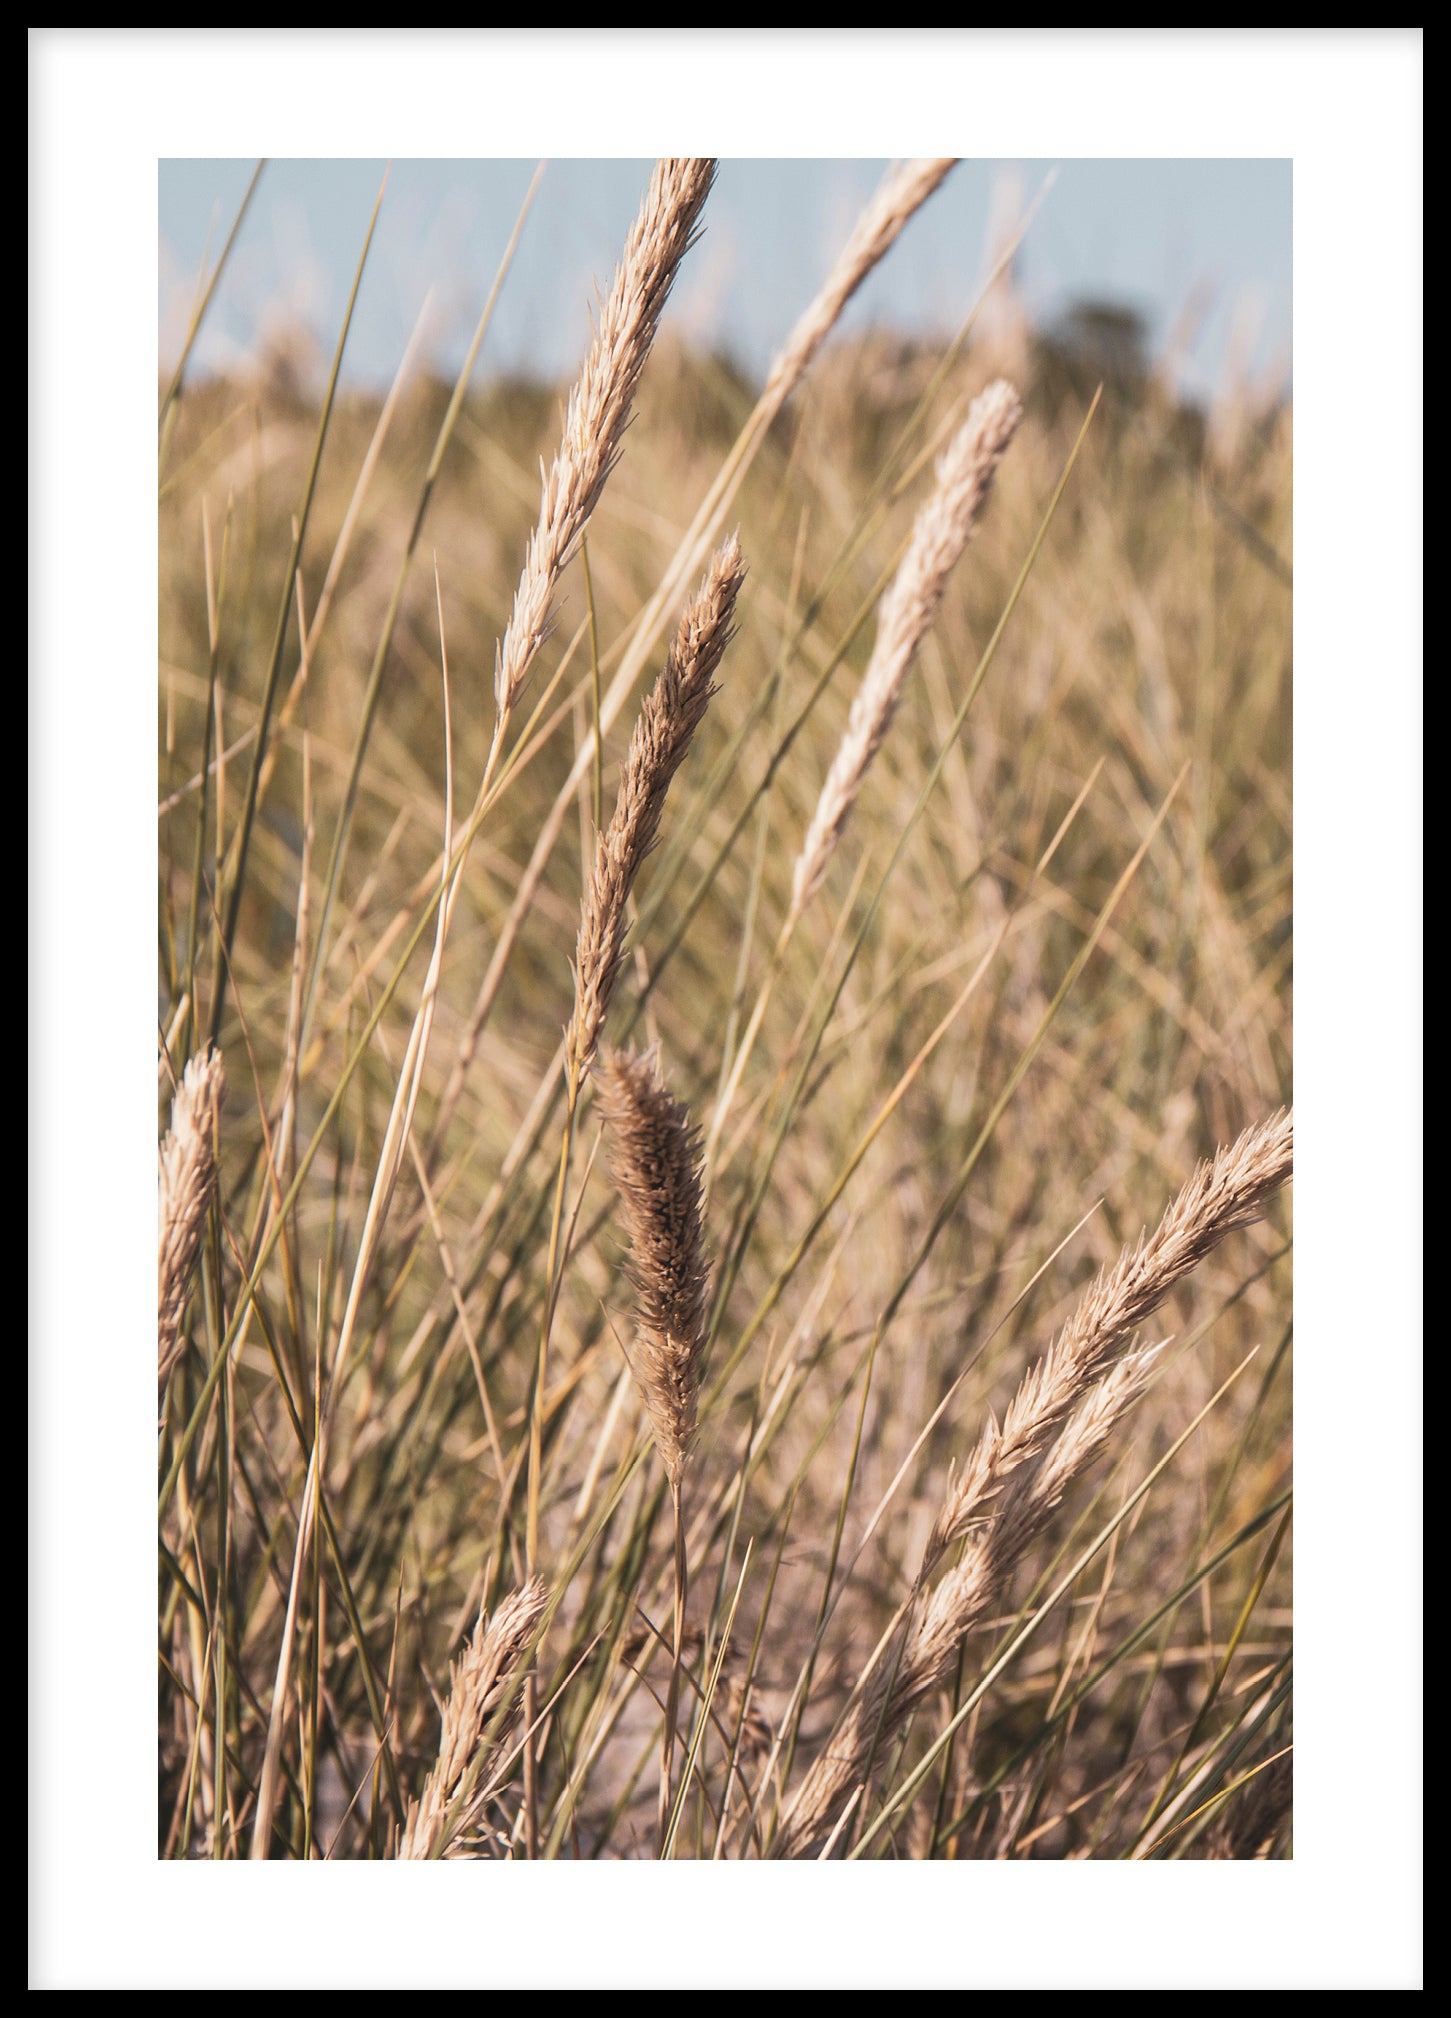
[597, 1046, 712, 1487]
[567, 534, 743, 1082]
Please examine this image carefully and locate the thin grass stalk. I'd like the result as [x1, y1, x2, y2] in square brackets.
[1116, 1311, 1292, 1775]
[179, 500, 229, 1061]
[664, 1478, 689, 1854]
[1137, 1497, 1294, 1841]
[249, 284, 439, 847]
[249, 574, 458, 1861]
[159, 161, 265, 445]
[1133, 1669, 1293, 1861]
[933, 1489, 1290, 1854]
[660, 1541, 754, 1860]
[1198, 1745, 1294, 1861]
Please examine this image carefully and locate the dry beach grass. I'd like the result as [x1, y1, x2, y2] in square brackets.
[158, 157, 1292, 1861]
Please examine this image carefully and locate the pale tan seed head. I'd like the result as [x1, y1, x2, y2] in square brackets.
[773, 1108, 1294, 1858]
[158, 1047, 226, 1389]
[789, 378, 1022, 924]
[495, 158, 717, 718]
[923, 1107, 1295, 1574]
[396, 1577, 549, 1861]
[762, 160, 958, 416]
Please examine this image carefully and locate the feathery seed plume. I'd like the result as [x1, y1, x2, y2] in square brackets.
[494, 158, 716, 716]
[774, 1108, 1294, 1857]
[762, 160, 957, 415]
[597, 1046, 712, 1487]
[789, 378, 1022, 923]
[924, 1106, 1295, 1572]
[567, 533, 743, 1083]
[397, 1578, 549, 1860]
[158, 1047, 226, 1389]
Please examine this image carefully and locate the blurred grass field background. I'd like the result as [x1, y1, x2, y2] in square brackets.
[157, 160, 1291, 1860]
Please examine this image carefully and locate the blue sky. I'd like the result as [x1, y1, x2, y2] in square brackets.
[160, 157, 1291, 410]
